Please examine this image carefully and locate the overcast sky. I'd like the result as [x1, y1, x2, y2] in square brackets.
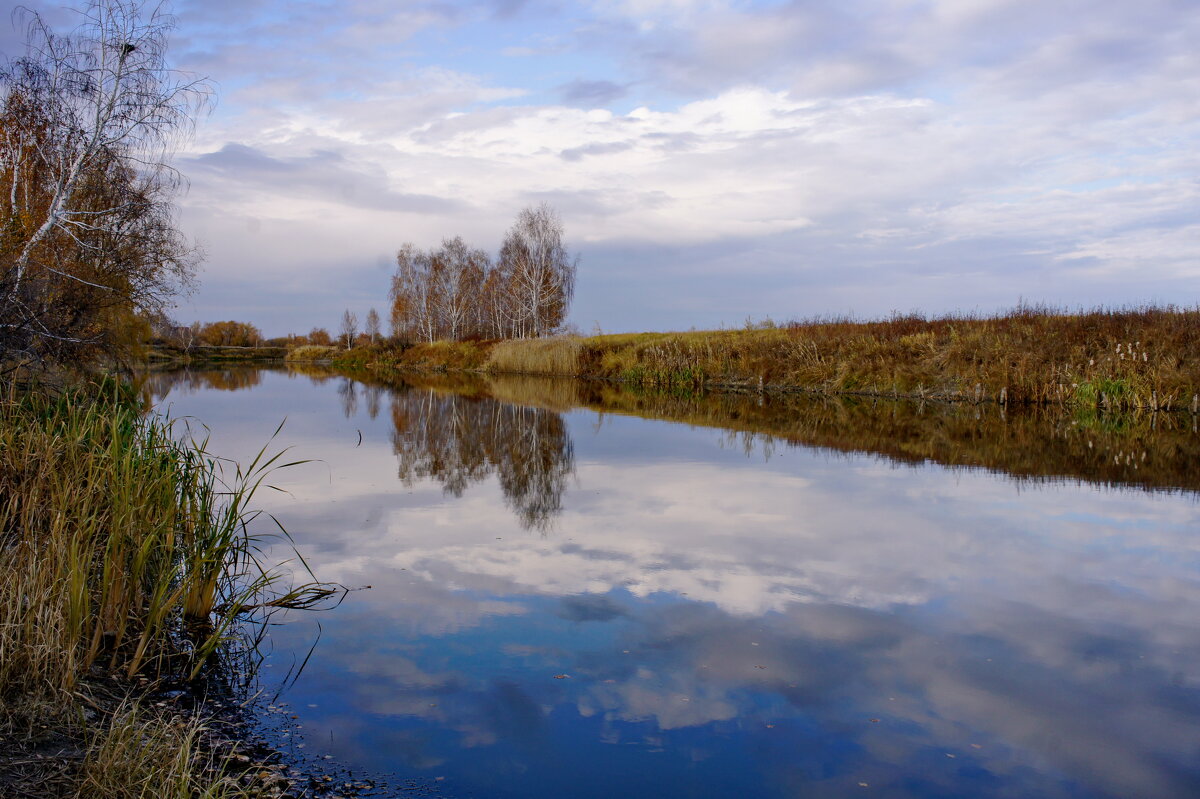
[7, 0, 1200, 335]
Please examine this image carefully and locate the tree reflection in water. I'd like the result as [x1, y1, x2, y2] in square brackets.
[147, 364, 1200, 526]
[337, 378, 358, 418]
[390, 386, 575, 532]
[140, 367, 264, 402]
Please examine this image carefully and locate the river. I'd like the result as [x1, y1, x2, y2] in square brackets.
[147, 366, 1200, 799]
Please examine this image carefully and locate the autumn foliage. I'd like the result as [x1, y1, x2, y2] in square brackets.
[0, 2, 208, 371]
[390, 204, 576, 343]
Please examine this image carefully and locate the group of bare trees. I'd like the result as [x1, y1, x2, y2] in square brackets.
[0, 0, 208, 370]
[390, 204, 577, 343]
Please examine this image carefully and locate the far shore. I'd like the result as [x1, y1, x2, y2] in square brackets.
[315, 307, 1200, 413]
[152, 307, 1200, 413]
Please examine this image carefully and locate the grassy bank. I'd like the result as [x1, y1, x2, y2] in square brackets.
[332, 340, 492, 372]
[0, 381, 335, 797]
[149, 344, 288, 366]
[283, 344, 340, 362]
[337, 306, 1200, 410]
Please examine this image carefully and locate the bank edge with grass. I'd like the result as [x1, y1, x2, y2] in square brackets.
[329, 306, 1200, 414]
[0, 381, 339, 798]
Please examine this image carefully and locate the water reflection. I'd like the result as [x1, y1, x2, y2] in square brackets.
[145, 365, 1200, 499]
[146, 367, 1200, 799]
[390, 383, 574, 531]
[140, 366, 264, 400]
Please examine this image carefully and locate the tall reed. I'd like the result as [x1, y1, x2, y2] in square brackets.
[486, 337, 581, 377]
[0, 382, 337, 707]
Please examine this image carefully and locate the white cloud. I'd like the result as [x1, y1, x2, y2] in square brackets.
[11, 0, 1197, 331]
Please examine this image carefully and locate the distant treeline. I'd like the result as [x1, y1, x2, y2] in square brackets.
[151, 204, 578, 355]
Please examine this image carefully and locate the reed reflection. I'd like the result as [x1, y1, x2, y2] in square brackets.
[149, 365, 1200, 499]
[390, 384, 575, 531]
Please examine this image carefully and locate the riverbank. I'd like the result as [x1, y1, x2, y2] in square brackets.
[0, 381, 337, 797]
[332, 306, 1200, 411]
[149, 343, 288, 366]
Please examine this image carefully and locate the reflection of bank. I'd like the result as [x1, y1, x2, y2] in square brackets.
[390, 385, 575, 531]
[140, 366, 265, 401]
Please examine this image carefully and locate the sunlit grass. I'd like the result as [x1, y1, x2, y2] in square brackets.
[487, 337, 581, 377]
[471, 305, 1200, 409]
[284, 344, 338, 362]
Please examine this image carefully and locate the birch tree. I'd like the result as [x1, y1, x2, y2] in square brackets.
[365, 307, 381, 343]
[388, 205, 577, 342]
[0, 0, 210, 369]
[499, 203, 576, 338]
[340, 308, 358, 349]
[434, 236, 489, 341]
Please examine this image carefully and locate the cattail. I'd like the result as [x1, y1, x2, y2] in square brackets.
[999, 386, 1008, 405]
[1192, 394, 1198, 414]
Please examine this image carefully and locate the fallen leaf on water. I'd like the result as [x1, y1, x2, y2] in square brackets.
[553, 674, 570, 679]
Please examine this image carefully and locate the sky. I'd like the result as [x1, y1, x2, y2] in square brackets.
[5, 0, 1200, 336]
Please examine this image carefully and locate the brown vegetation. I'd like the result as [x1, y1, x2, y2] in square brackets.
[284, 344, 339, 362]
[474, 306, 1200, 410]
[0, 383, 338, 796]
[331, 306, 1200, 412]
[0, 1, 208, 372]
[369, 369, 1200, 496]
[336, 339, 494, 372]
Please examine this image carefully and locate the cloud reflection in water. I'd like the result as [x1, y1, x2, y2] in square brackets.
[153, 368, 1200, 799]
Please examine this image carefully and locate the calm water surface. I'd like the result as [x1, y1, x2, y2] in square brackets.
[150, 367, 1200, 799]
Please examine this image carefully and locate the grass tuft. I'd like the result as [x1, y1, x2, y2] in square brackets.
[0, 380, 340, 796]
[284, 345, 339, 362]
[486, 337, 581, 376]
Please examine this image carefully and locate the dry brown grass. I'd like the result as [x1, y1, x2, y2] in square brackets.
[0, 381, 335, 797]
[284, 344, 339, 362]
[486, 337, 582, 377]
[334, 339, 495, 373]
[73, 702, 245, 799]
[465, 306, 1200, 409]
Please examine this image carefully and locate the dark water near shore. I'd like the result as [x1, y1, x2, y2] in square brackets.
[148, 366, 1200, 799]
